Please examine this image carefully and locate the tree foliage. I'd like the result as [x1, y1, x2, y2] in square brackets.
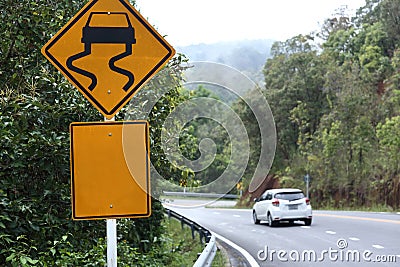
[0, 0, 190, 265]
[262, 0, 400, 210]
[264, 34, 329, 169]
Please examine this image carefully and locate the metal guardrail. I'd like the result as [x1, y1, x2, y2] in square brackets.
[193, 234, 217, 267]
[165, 208, 217, 266]
[163, 191, 239, 199]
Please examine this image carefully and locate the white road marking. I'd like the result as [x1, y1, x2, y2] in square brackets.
[325, 230, 336, 235]
[349, 237, 360, 241]
[301, 226, 311, 229]
[316, 213, 400, 224]
[213, 212, 221, 215]
[372, 244, 384, 249]
[214, 232, 260, 267]
[233, 214, 241, 218]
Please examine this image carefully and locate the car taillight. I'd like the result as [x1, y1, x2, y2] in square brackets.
[272, 199, 280, 207]
[306, 198, 310, 205]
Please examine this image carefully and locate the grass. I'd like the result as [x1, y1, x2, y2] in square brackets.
[212, 248, 228, 267]
[164, 217, 227, 267]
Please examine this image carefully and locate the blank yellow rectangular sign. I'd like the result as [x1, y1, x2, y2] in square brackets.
[70, 121, 151, 220]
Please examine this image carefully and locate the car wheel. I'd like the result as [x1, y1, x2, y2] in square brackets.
[253, 211, 260, 224]
[304, 218, 312, 226]
[268, 213, 277, 227]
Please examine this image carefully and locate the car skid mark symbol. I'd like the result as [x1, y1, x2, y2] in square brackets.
[66, 12, 136, 91]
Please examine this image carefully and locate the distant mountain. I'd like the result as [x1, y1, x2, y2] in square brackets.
[176, 39, 275, 85]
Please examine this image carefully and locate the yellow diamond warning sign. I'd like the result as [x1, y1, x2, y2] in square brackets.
[42, 0, 175, 119]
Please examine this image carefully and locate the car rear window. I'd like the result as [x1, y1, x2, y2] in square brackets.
[274, 192, 304, 201]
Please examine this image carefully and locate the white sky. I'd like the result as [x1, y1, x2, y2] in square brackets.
[135, 0, 366, 46]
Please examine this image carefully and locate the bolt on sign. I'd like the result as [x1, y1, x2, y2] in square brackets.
[70, 121, 151, 220]
[41, 0, 175, 119]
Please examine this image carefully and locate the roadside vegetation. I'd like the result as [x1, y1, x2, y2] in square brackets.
[165, 0, 400, 213]
[237, 0, 400, 212]
[163, 218, 209, 267]
[1, 0, 400, 266]
[0, 0, 226, 265]
[166, 218, 227, 267]
[0, 0, 199, 265]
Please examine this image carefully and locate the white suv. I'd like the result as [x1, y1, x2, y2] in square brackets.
[252, 188, 312, 227]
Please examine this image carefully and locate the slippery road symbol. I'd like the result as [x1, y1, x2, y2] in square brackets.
[66, 12, 136, 91]
[41, 0, 175, 119]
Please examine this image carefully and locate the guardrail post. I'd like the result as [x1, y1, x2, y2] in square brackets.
[199, 228, 204, 244]
[190, 223, 196, 239]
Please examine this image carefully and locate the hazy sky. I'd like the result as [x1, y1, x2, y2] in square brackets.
[135, 0, 366, 46]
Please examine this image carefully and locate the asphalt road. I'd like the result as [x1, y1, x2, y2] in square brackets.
[164, 199, 400, 267]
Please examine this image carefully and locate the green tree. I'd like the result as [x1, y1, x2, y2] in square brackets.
[0, 0, 190, 265]
[260, 0, 400, 209]
[375, 116, 400, 207]
[377, 116, 400, 172]
[264, 35, 329, 168]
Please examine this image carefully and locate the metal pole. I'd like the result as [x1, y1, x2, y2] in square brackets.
[105, 116, 117, 267]
[107, 219, 117, 267]
[304, 174, 310, 199]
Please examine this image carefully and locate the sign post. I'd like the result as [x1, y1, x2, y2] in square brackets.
[107, 218, 117, 267]
[41, 0, 175, 265]
[304, 174, 311, 198]
[105, 117, 117, 267]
